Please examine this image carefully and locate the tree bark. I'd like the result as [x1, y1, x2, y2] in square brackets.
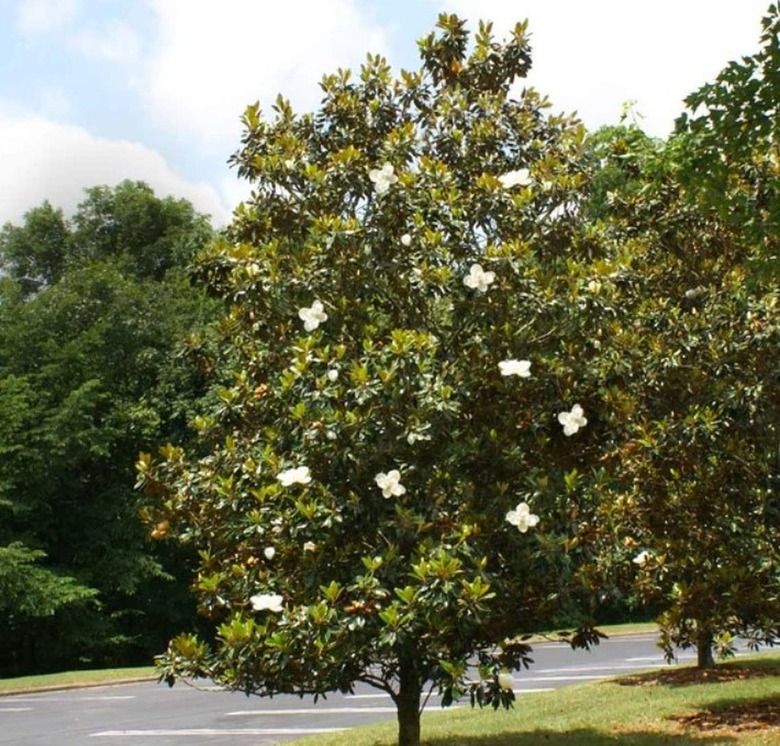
[396, 650, 422, 746]
[696, 627, 715, 668]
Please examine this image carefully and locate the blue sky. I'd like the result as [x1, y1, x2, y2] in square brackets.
[0, 0, 772, 227]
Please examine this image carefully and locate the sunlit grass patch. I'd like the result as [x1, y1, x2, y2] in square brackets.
[292, 653, 780, 745]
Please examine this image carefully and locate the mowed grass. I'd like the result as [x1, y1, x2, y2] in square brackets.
[291, 653, 780, 746]
[0, 666, 156, 694]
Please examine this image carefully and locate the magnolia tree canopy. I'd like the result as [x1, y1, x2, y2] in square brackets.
[139, 16, 652, 746]
[584, 123, 780, 668]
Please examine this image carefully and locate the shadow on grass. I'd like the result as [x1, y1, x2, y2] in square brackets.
[422, 728, 737, 745]
[672, 694, 780, 733]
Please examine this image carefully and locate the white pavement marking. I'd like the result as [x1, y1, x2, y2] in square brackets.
[514, 688, 554, 693]
[608, 635, 658, 641]
[0, 707, 34, 712]
[625, 656, 695, 663]
[625, 656, 666, 662]
[525, 675, 605, 681]
[7, 694, 137, 702]
[344, 687, 552, 696]
[91, 728, 346, 737]
[535, 663, 668, 674]
[227, 706, 399, 715]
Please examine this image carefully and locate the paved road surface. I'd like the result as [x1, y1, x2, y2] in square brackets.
[0, 634, 761, 745]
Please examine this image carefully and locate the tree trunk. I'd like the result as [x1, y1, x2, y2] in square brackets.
[696, 627, 715, 668]
[396, 650, 422, 746]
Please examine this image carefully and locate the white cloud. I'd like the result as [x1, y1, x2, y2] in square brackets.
[0, 104, 232, 227]
[70, 20, 141, 65]
[14, 0, 79, 35]
[439, 0, 769, 136]
[35, 86, 72, 119]
[141, 0, 389, 152]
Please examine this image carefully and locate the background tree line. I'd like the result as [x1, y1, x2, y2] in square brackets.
[0, 181, 218, 675]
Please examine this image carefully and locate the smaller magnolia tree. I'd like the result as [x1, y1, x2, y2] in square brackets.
[584, 124, 780, 668]
[138, 16, 622, 746]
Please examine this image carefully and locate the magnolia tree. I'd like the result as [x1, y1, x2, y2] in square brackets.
[138, 17, 623, 745]
[584, 124, 780, 668]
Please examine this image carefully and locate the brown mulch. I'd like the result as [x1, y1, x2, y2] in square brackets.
[617, 665, 780, 688]
[673, 698, 780, 733]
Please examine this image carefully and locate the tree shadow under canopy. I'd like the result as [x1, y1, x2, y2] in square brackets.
[421, 728, 737, 745]
[616, 663, 780, 688]
[672, 695, 780, 735]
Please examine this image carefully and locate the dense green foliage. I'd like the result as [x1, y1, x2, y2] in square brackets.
[584, 124, 780, 667]
[0, 181, 216, 675]
[138, 14, 780, 746]
[675, 3, 780, 280]
[137, 17, 660, 746]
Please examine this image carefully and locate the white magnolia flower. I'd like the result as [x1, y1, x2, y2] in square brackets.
[327, 368, 339, 382]
[505, 501, 540, 533]
[497, 671, 514, 691]
[375, 469, 406, 499]
[463, 263, 495, 293]
[368, 162, 399, 195]
[303, 541, 317, 553]
[277, 466, 312, 486]
[401, 233, 412, 247]
[263, 546, 276, 560]
[558, 404, 588, 436]
[250, 593, 284, 613]
[633, 550, 651, 567]
[499, 359, 531, 378]
[498, 168, 532, 189]
[298, 300, 328, 332]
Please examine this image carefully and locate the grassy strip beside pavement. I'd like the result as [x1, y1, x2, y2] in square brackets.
[571, 620, 658, 637]
[291, 653, 780, 746]
[529, 620, 659, 643]
[0, 666, 156, 695]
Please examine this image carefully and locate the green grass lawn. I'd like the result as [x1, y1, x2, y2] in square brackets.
[0, 666, 156, 694]
[291, 654, 780, 746]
